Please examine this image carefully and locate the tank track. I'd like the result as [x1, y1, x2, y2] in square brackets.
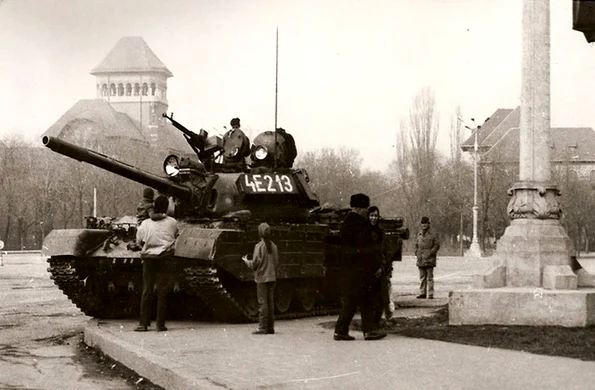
[47, 256, 104, 317]
[48, 256, 340, 323]
[183, 264, 340, 323]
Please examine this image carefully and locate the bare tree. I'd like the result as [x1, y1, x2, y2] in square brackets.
[393, 87, 442, 226]
[296, 147, 364, 206]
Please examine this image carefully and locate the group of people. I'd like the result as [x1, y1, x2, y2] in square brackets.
[131, 187, 440, 338]
[334, 193, 440, 341]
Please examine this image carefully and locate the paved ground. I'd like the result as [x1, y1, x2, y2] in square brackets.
[85, 303, 595, 390]
[83, 256, 595, 390]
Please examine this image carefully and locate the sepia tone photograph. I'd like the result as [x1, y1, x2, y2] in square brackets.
[3, 0, 595, 388]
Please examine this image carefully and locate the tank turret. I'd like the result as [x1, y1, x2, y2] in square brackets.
[42, 118, 318, 222]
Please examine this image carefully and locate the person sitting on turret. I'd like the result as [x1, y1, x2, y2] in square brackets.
[230, 117, 241, 131]
[222, 118, 250, 168]
[275, 128, 297, 168]
[136, 187, 155, 225]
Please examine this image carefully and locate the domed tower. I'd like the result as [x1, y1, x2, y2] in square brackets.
[90, 37, 173, 144]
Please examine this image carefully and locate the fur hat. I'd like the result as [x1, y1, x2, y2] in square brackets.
[230, 117, 241, 127]
[350, 193, 370, 209]
[421, 216, 430, 224]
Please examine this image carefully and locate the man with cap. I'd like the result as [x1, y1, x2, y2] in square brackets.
[415, 216, 440, 299]
[334, 193, 386, 341]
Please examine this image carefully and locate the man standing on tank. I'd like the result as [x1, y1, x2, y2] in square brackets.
[334, 193, 386, 341]
[134, 195, 179, 332]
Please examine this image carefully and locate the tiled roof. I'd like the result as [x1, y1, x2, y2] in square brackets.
[90, 37, 173, 77]
[43, 99, 195, 155]
[481, 126, 595, 163]
[461, 108, 514, 151]
[43, 99, 147, 142]
[462, 106, 595, 163]
[549, 127, 595, 162]
[482, 107, 520, 148]
[159, 122, 196, 154]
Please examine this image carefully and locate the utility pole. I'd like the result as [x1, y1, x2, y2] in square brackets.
[458, 116, 486, 258]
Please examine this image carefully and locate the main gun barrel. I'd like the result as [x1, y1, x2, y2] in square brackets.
[42, 136, 192, 200]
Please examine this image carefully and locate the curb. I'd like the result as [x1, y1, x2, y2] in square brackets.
[84, 320, 221, 390]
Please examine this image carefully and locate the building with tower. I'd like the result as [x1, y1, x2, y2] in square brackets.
[43, 36, 191, 159]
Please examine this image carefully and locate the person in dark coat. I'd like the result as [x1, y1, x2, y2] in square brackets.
[369, 206, 393, 325]
[334, 193, 386, 341]
[415, 216, 440, 299]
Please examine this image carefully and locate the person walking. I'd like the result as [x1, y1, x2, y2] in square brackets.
[242, 222, 279, 335]
[134, 195, 179, 332]
[368, 206, 393, 325]
[334, 193, 386, 341]
[415, 216, 440, 299]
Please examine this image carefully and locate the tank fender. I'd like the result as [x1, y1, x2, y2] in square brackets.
[175, 228, 223, 261]
[42, 229, 112, 257]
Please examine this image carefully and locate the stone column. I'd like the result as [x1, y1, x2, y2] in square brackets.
[496, 0, 573, 288]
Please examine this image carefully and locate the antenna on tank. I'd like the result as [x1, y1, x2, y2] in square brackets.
[274, 27, 279, 170]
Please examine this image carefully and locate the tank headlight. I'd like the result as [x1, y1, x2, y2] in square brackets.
[165, 165, 179, 176]
[163, 155, 180, 177]
[254, 146, 268, 160]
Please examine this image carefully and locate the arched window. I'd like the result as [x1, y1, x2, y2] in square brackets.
[150, 83, 156, 96]
[126, 83, 132, 96]
[101, 84, 108, 97]
[110, 83, 116, 96]
[117, 83, 124, 96]
[134, 83, 140, 96]
[141, 83, 148, 96]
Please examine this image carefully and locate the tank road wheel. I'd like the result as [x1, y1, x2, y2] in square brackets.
[296, 281, 318, 311]
[274, 282, 293, 314]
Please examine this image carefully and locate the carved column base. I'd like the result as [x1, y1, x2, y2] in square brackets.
[507, 181, 562, 220]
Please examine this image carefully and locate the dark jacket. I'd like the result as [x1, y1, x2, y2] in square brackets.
[136, 198, 154, 225]
[371, 225, 392, 275]
[414, 228, 440, 267]
[340, 211, 377, 296]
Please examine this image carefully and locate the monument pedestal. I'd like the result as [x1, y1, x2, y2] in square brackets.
[449, 219, 595, 326]
[449, 288, 595, 327]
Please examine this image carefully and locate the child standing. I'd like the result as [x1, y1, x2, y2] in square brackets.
[242, 222, 279, 334]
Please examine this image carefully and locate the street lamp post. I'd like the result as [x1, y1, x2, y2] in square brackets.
[468, 120, 482, 258]
[458, 116, 484, 258]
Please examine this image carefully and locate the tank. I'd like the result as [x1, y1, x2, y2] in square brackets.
[42, 115, 409, 322]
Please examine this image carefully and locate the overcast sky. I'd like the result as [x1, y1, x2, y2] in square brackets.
[1, 0, 594, 171]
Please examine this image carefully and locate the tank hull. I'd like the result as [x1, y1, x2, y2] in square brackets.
[44, 221, 343, 323]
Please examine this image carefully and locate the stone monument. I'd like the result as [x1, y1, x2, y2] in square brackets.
[449, 0, 595, 327]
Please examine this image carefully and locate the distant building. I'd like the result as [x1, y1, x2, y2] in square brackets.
[461, 106, 595, 182]
[43, 36, 192, 159]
